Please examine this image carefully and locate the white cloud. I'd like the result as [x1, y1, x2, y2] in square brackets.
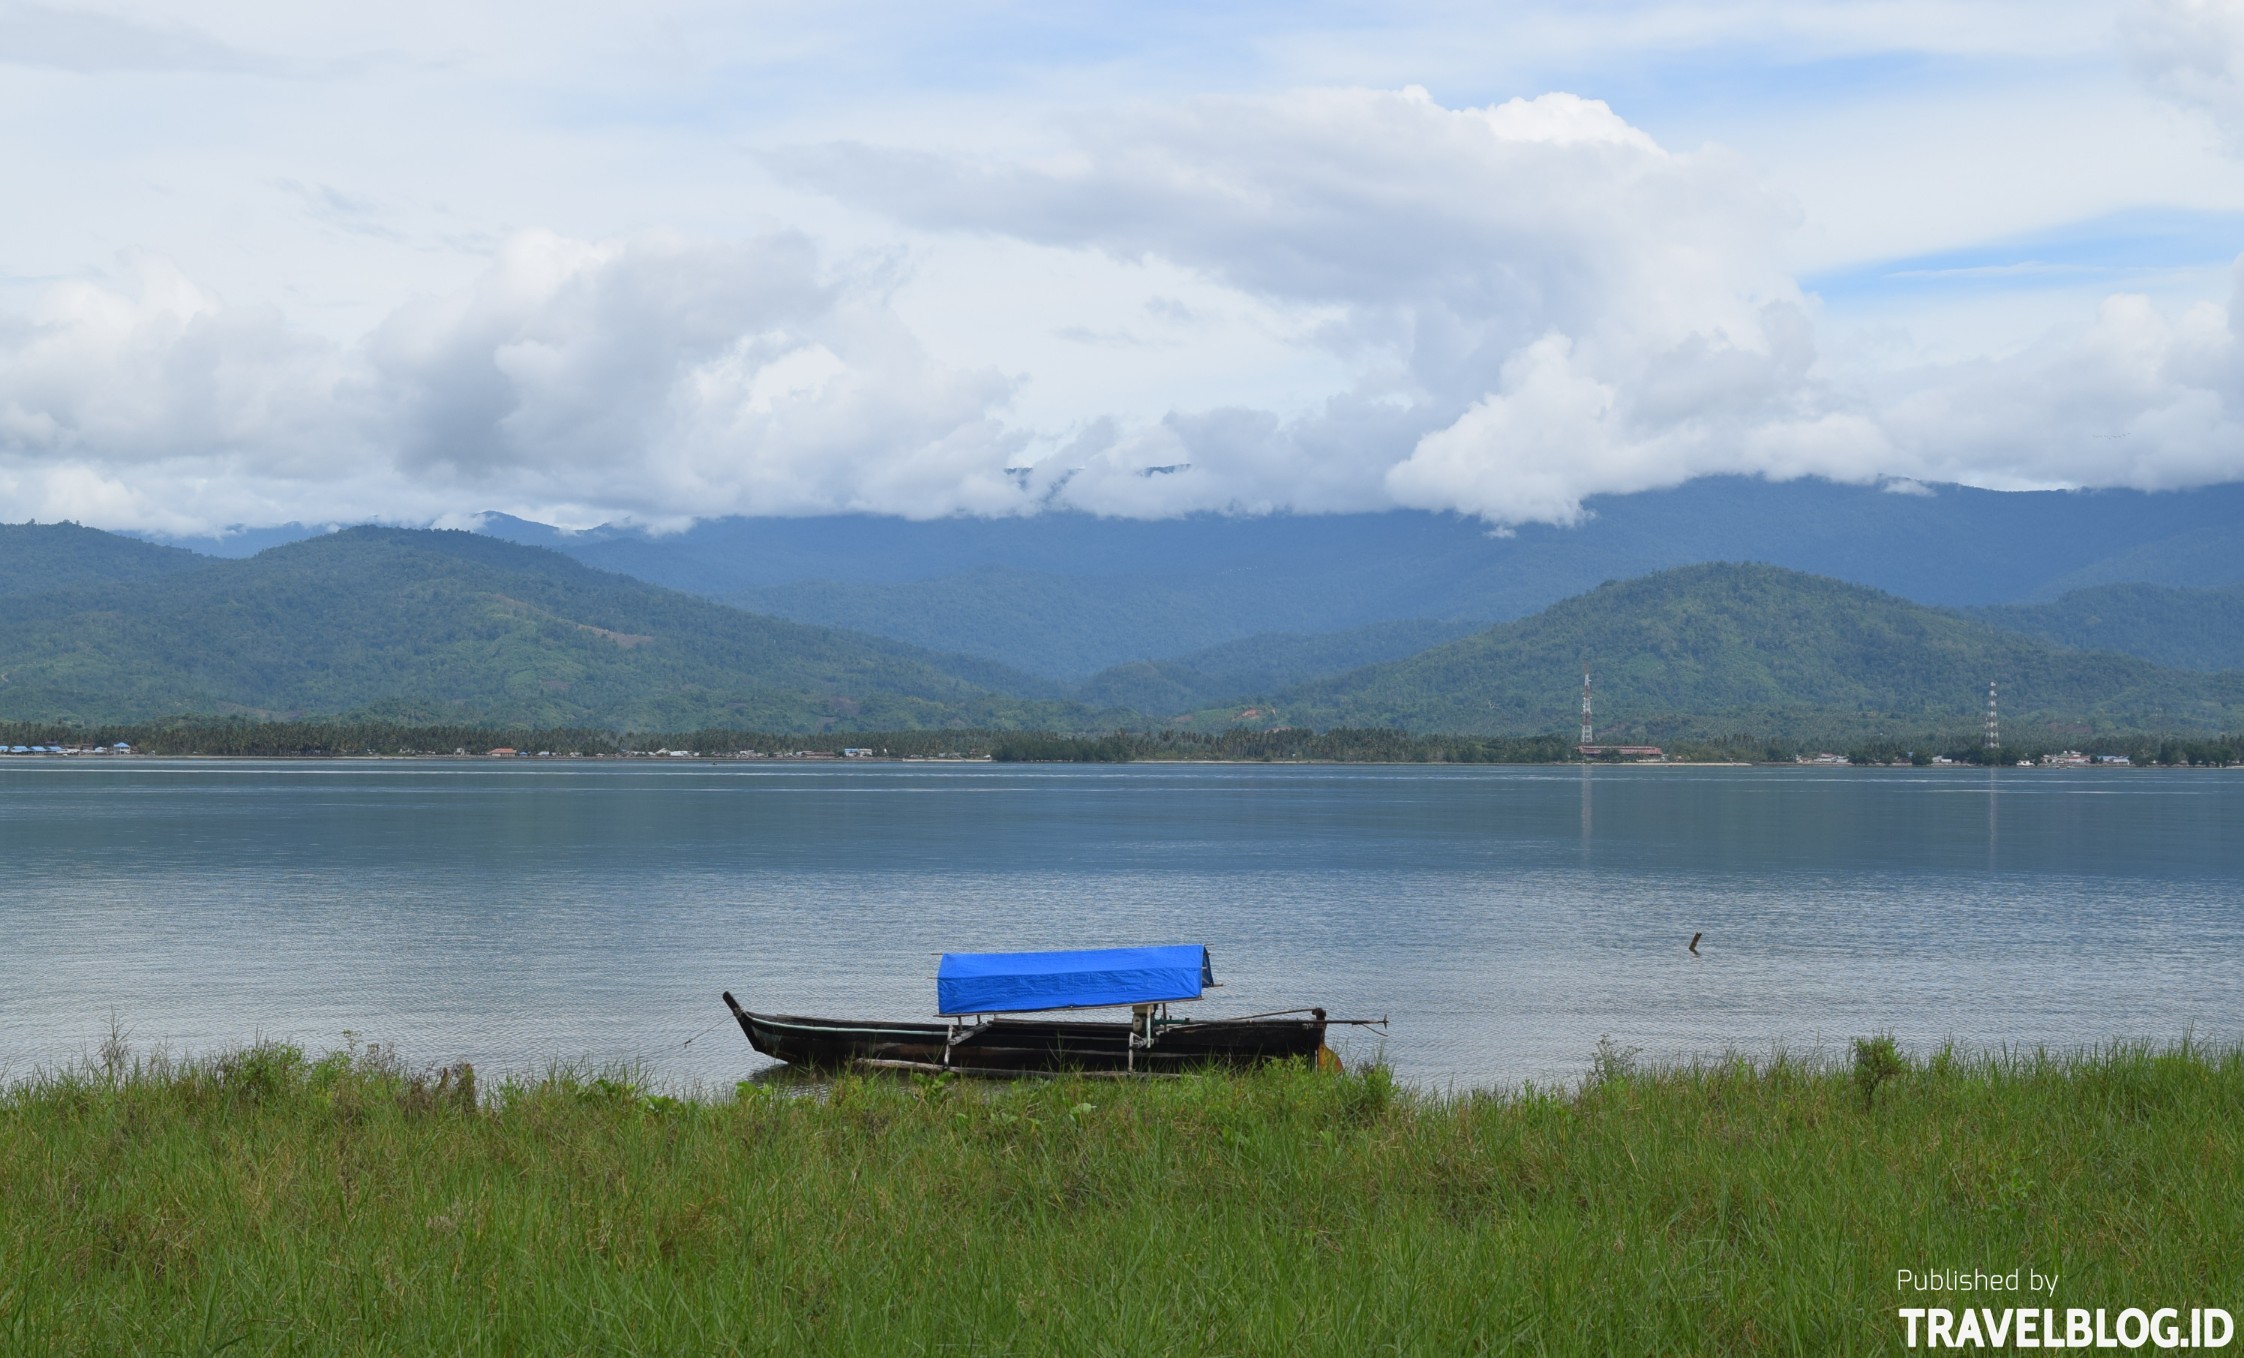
[1874, 285, 2244, 491]
[782, 89, 1780, 327]
[788, 84, 2244, 522]
[784, 87, 1870, 522]
[0, 251, 346, 473]
[364, 228, 1028, 519]
[2127, 0, 2244, 150]
[0, 231, 1029, 530]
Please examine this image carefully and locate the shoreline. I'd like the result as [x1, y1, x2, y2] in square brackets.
[3, 750, 2235, 768]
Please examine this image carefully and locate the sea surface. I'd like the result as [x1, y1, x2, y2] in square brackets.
[3, 759, 2239, 1090]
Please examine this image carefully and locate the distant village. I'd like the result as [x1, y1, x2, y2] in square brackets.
[469, 746, 949, 760]
[2, 742, 134, 756]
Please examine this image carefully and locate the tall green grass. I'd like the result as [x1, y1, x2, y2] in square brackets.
[4, 1038, 2240, 1354]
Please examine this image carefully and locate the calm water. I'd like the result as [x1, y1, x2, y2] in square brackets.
[3, 760, 2240, 1089]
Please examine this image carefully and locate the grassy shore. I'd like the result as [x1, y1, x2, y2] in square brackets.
[5, 1040, 2242, 1355]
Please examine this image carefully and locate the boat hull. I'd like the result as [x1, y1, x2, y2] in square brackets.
[722, 993, 1327, 1074]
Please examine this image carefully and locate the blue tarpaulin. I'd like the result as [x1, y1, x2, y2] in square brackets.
[936, 945, 1214, 1016]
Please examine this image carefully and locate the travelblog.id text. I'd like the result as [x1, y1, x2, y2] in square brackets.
[1895, 1270, 2232, 1350]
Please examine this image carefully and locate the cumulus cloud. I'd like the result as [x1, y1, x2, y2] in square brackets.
[0, 252, 355, 531]
[0, 232, 1027, 530]
[784, 83, 2244, 523]
[782, 86, 1873, 522]
[364, 230, 1024, 520]
[1875, 285, 2244, 491]
[0, 252, 340, 462]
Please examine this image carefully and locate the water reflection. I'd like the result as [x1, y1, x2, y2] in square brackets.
[1987, 764, 2000, 870]
[1579, 762, 1593, 859]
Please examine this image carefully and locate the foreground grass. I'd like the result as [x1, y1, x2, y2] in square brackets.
[4, 1041, 2241, 1355]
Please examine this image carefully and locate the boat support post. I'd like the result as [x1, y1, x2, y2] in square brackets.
[1127, 1002, 1162, 1074]
[944, 1015, 989, 1067]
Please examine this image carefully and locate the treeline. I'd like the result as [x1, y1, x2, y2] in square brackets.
[991, 729, 1578, 764]
[596, 727, 1554, 762]
[2, 717, 2235, 766]
[0, 720, 1008, 759]
[0, 719, 1577, 764]
[0, 720, 626, 758]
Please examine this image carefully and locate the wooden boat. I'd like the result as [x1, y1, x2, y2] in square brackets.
[722, 997, 1331, 1074]
[723, 943, 1375, 1076]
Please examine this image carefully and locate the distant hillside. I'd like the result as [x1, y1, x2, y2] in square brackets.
[733, 567, 1270, 682]
[0, 522, 209, 596]
[2031, 523, 2244, 596]
[1976, 584, 2244, 672]
[1271, 564, 2244, 737]
[0, 528, 1076, 730]
[1071, 618, 1479, 715]
[462, 479, 2244, 677]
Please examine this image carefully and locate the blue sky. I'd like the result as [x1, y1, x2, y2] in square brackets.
[4, 0, 2244, 533]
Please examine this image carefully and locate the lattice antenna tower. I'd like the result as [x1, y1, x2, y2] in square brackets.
[1984, 682, 1999, 751]
[1581, 666, 1594, 747]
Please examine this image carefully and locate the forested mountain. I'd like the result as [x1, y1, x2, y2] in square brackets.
[1269, 564, 2244, 738]
[1975, 584, 2244, 672]
[442, 478, 2244, 677]
[0, 528, 1076, 730]
[0, 522, 209, 597]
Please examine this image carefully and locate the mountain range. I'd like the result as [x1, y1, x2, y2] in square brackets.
[4, 475, 2239, 737]
[147, 478, 2244, 680]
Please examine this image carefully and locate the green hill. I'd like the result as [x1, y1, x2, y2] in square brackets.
[1268, 563, 2244, 738]
[0, 521, 209, 596]
[1975, 584, 2244, 672]
[0, 528, 1076, 730]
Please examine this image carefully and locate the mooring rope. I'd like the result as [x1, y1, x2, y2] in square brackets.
[678, 1015, 733, 1048]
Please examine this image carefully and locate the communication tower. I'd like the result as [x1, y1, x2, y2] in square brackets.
[1984, 682, 1999, 751]
[1581, 667, 1594, 747]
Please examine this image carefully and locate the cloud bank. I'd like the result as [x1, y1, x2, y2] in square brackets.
[5, 83, 2244, 533]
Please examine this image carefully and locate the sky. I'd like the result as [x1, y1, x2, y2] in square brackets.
[7, 0, 2244, 535]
